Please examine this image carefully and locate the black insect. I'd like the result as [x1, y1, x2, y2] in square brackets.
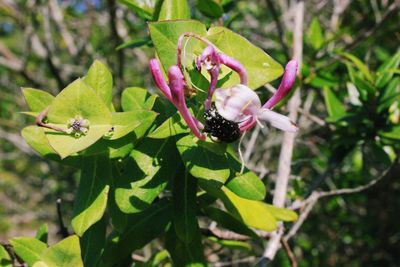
[203, 106, 241, 143]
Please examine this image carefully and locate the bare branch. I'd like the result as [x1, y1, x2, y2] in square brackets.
[262, 0, 304, 261]
[281, 237, 298, 267]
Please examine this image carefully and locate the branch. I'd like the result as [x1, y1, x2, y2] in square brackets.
[262, 0, 304, 262]
[281, 237, 297, 267]
[285, 166, 393, 240]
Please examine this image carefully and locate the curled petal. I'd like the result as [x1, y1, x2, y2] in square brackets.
[219, 54, 248, 85]
[149, 59, 172, 102]
[257, 108, 298, 132]
[215, 84, 261, 122]
[264, 59, 298, 109]
[196, 45, 220, 71]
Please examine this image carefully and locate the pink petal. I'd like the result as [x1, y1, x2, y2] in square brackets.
[264, 59, 298, 109]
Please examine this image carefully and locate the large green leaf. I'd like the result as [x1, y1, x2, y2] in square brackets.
[173, 171, 198, 244]
[149, 20, 207, 72]
[306, 17, 324, 50]
[148, 112, 190, 139]
[165, 225, 206, 267]
[121, 87, 157, 111]
[323, 87, 346, 121]
[264, 204, 298, 222]
[22, 88, 54, 113]
[200, 183, 277, 231]
[108, 110, 157, 140]
[38, 235, 83, 267]
[203, 206, 258, 239]
[0, 245, 12, 267]
[101, 200, 172, 266]
[10, 237, 47, 266]
[83, 60, 113, 109]
[115, 137, 180, 213]
[225, 150, 266, 200]
[81, 218, 107, 267]
[72, 155, 110, 237]
[21, 126, 80, 167]
[207, 26, 283, 89]
[176, 135, 230, 184]
[44, 79, 112, 158]
[158, 0, 190, 20]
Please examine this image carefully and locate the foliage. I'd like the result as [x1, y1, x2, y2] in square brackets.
[0, 0, 399, 266]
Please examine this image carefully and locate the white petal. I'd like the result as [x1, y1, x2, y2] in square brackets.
[215, 84, 261, 122]
[257, 108, 298, 132]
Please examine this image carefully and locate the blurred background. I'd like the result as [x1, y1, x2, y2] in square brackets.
[0, 0, 399, 266]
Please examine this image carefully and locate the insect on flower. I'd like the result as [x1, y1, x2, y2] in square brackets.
[149, 32, 298, 143]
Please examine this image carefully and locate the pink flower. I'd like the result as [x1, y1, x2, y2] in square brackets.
[214, 60, 299, 133]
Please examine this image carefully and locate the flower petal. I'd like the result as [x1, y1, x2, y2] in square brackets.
[215, 84, 261, 122]
[257, 108, 298, 132]
[264, 59, 298, 109]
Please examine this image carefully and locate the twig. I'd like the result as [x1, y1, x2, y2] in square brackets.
[35, 106, 67, 133]
[56, 198, 69, 238]
[281, 237, 297, 267]
[285, 166, 393, 240]
[262, 0, 304, 262]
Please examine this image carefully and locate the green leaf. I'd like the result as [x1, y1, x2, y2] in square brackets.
[165, 225, 206, 267]
[207, 26, 283, 89]
[0, 245, 12, 267]
[21, 126, 80, 167]
[264, 204, 298, 222]
[378, 77, 399, 111]
[176, 135, 230, 184]
[148, 112, 190, 139]
[116, 37, 151, 50]
[323, 87, 346, 121]
[340, 52, 374, 83]
[306, 17, 324, 50]
[158, 0, 190, 20]
[376, 50, 400, 88]
[72, 155, 110, 237]
[173, 171, 198, 244]
[200, 184, 276, 231]
[39, 235, 83, 267]
[208, 237, 252, 251]
[149, 20, 207, 72]
[108, 110, 157, 140]
[83, 60, 113, 109]
[196, 0, 223, 18]
[101, 200, 172, 266]
[22, 88, 54, 113]
[119, 0, 155, 19]
[121, 87, 157, 111]
[225, 150, 266, 200]
[35, 224, 48, 243]
[379, 125, 400, 140]
[45, 79, 112, 158]
[203, 207, 258, 239]
[81, 217, 107, 267]
[10, 237, 47, 266]
[114, 137, 180, 213]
